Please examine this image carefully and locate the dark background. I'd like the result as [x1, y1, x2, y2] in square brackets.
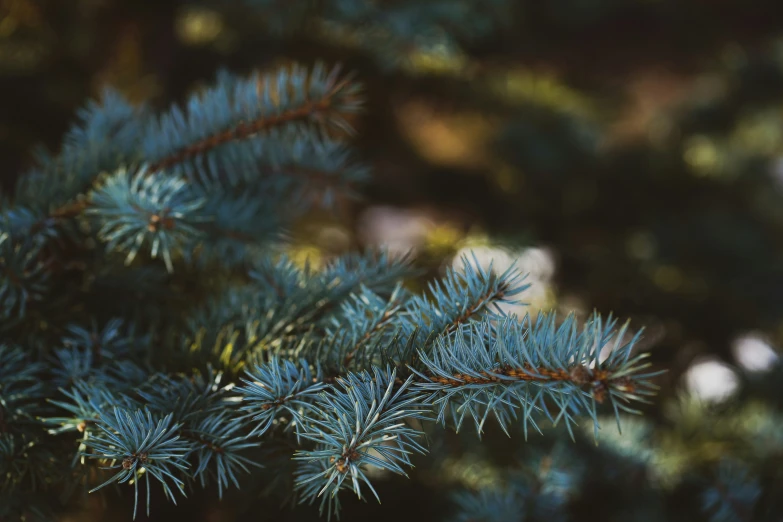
[2, 0, 783, 520]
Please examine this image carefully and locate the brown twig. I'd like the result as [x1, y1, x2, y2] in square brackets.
[342, 302, 400, 367]
[30, 73, 356, 234]
[146, 98, 334, 173]
[428, 363, 636, 404]
[183, 432, 225, 455]
[441, 278, 509, 338]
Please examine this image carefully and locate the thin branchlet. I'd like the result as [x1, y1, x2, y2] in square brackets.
[23, 63, 363, 257]
[147, 96, 335, 173]
[426, 363, 637, 404]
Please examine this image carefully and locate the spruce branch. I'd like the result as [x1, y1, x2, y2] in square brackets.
[451, 444, 581, 522]
[411, 313, 661, 438]
[144, 62, 361, 175]
[0, 433, 58, 495]
[135, 371, 264, 494]
[293, 368, 428, 518]
[702, 460, 762, 522]
[46, 382, 137, 437]
[60, 318, 134, 362]
[400, 254, 529, 349]
[14, 88, 145, 212]
[0, 40, 673, 521]
[186, 412, 262, 498]
[452, 487, 522, 522]
[0, 231, 50, 326]
[18, 63, 364, 275]
[337, 284, 405, 369]
[49, 320, 144, 388]
[0, 344, 47, 428]
[221, 0, 513, 71]
[82, 408, 190, 520]
[86, 166, 209, 273]
[186, 186, 282, 269]
[236, 251, 416, 352]
[135, 371, 231, 424]
[235, 358, 328, 438]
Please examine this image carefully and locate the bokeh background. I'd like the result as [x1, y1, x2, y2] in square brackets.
[2, 0, 783, 520]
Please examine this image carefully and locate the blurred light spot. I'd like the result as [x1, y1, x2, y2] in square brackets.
[731, 334, 779, 373]
[358, 206, 435, 256]
[769, 156, 783, 191]
[313, 20, 362, 48]
[454, 245, 556, 283]
[316, 226, 351, 252]
[490, 68, 597, 120]
[286, 244, 323, 271]
[455, 245, 515, 275]
[733, 113, 782, 155]
[405, 42, 469, 75]
[439, 456, 502, 490]
[493, 163, 519, 193]
[558, 294, 586, 316]
[425, 223, 463, 255]
[626, 232, 656, 260]
[516, 247, 556, 282]
[453, 245, 556, 315]
[0, 0, 42, 37]
[176, 7, 224, 46]
[396, 103, 496, 168]
[653, 265, 683, 292]
[684, 135, 720, 175]
[94, 26, 159, 103]
[606, 69, 692, 147]
[684, 357, 739, 403]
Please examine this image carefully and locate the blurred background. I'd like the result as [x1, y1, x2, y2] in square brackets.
[2, 0, 783, 520]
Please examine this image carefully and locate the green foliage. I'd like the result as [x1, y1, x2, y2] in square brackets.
[4, 0, 783, 520]
[84, 409, 191, 519]
[0, 57, 662, 521]
[210, 0, 514, 70]
[411, 313, 660, 439]
[293, 368, 427, 517]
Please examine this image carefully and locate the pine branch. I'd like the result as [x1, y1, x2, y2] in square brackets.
[452, 443, 583, 522]
[306, 283, 407, 371]
[400, 254, 529, 349]
[146, 82, 349, 174]
[340, 286, 403, 368]
[235, 251, 415, 352]
[293, 368, 428, 518]
[185, 412, 262, 498]
[235, 357, 328, 438]
[14, 88, 145, 212]
[221, 0, 513, 71]
[0, 230, 51, 326]
[411, 313, 661, 438]
[82, 408, 190, 520]
[15, 64, 364, 279]
[141, 63, 361, 185]
[702, 460, 761, 522]
[86, 166, 210, 273]
[0, 40, 672, 521]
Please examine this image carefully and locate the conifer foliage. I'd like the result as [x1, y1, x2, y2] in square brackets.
[0, 61, 660, 521]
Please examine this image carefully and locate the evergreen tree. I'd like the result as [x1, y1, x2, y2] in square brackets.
[2, 1, 783, 521]
[0, 54, 662, 522]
